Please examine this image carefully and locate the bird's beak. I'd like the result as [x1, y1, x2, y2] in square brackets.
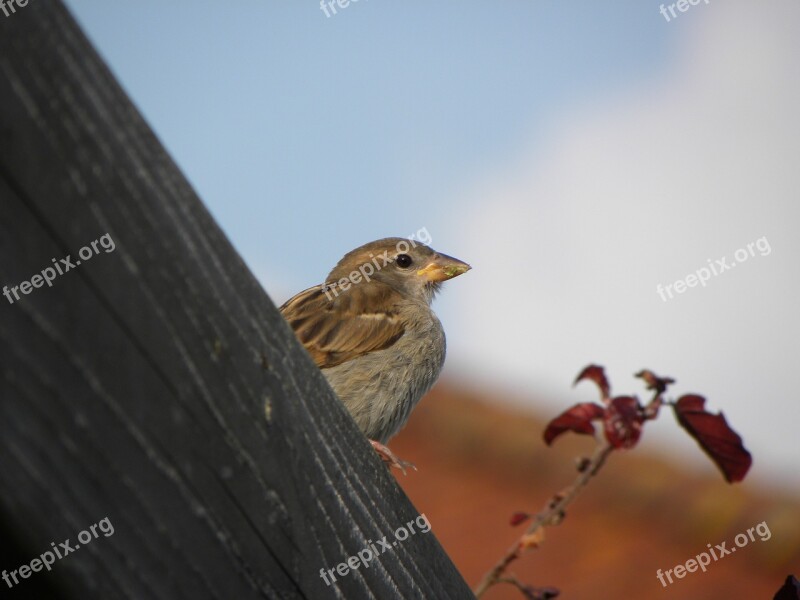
[417, 253, 471, 282]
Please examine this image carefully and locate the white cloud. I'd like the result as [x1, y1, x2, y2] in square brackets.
[449, 0, 800, 487]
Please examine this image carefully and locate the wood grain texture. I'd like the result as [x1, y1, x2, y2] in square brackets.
[0, 3, 474, 598]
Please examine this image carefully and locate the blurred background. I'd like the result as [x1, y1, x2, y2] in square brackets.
[63, 1, 799, 597]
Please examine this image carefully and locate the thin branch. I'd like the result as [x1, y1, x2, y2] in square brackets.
[473, 441, 614, 598]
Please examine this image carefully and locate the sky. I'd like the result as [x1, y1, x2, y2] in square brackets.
[63, 0, 800, 490]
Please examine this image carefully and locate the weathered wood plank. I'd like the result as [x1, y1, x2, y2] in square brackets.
[0, 2, 474, 598]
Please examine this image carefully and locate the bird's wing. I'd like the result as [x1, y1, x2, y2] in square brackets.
[279, 283, 406, 369]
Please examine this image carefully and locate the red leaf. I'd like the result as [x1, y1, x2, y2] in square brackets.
[773, 575, 800, 600]
[521, 586, 560, 600]
[673, 395, 752, 483]
[603, 396, 644, 449]
[635, 369, 675, 394]
[510, 512, 532, 526]
[543, 403, 605, 446]
[574, 365, 611, 401]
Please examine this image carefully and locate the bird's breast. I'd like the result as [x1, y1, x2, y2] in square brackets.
[322, 310, 446, 444]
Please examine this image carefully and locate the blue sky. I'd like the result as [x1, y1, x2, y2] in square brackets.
[63, 1, 669, 282]
[63, 1, 800, 490]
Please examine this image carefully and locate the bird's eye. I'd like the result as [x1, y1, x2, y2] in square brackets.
[395, 254, 413, 269]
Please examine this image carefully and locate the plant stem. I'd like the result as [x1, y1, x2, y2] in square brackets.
[473, 441, 614, 598]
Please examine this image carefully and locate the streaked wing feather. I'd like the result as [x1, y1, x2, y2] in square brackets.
[279, 283, 405, 368]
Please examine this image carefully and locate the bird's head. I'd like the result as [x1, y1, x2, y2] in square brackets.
[326, 237, 470, 305]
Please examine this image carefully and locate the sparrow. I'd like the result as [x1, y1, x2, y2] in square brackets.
[279, 238, 470, 471]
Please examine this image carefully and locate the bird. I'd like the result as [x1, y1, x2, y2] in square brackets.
[279, 237, 470, 472]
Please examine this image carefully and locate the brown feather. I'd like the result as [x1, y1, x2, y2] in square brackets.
[279, 282, 406, 369]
